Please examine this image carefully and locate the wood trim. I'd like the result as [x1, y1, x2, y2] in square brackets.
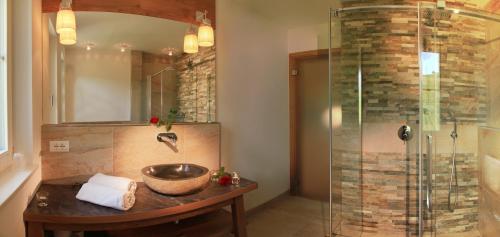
[41, 0, 216, 28]
[288, 49, 339, 195]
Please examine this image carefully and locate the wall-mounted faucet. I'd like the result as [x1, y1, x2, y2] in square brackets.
[157, 133, 178, 146]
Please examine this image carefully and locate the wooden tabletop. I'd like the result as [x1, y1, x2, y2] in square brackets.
[24, 179, 257, 224]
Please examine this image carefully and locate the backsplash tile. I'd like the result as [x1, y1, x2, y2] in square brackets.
[41, 126, 114, 181]
[41, 123, 220, 183]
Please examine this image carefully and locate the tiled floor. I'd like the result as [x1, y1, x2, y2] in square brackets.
[243, 194, 482, 237]
[245, 195, 330, 237]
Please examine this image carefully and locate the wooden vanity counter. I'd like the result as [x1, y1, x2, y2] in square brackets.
[24, 179, 257, 237]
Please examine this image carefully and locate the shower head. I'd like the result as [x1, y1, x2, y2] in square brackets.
[422, 8, 452, 26]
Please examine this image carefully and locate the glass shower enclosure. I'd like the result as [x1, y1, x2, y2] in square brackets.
[329, 3, 500, 237]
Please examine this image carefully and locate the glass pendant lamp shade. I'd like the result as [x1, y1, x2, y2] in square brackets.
[56, 9, 76, 34]
[59, 29, 77, 45]
[198, 23, 214, 47]
[184, 32, 199, 54]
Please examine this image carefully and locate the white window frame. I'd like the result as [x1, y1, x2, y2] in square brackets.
[0, 0, 12, 161]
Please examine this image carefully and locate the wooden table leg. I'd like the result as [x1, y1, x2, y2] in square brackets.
[26, 222, 44, 237]
[231, 195, 247, 237]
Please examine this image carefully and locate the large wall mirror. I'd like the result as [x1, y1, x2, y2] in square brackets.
[42, 0, 216, 124]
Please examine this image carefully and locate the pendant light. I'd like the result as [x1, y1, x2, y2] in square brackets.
[197, 11, 214, 47]
[56, 0, 76, 34]
[183, 25, 199, 54]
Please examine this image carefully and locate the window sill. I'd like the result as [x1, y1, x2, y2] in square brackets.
[0, 164, 38, 207]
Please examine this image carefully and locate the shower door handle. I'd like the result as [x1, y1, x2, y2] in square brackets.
[426, 135, 433, 212]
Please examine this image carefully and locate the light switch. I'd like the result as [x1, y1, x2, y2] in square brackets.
[49, 141, 70, 152]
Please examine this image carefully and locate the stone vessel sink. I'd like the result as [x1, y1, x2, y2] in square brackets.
[141, 164, 210, 195]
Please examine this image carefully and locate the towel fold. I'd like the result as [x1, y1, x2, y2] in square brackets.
[88, 173, 137, 193]
[76, 182, 135, 211]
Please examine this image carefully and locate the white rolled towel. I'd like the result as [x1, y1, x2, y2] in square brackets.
[88, 173, 137, 193]
[76, 182, 135, 211]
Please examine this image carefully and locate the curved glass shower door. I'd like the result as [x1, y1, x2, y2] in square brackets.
[330, 6, 421, 237]
[330, 3, 500, 237]
[419, 6, 500, 237]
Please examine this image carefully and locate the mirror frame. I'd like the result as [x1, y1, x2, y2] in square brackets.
[42, 0, 215, 28]
[41, 0, 216, 126]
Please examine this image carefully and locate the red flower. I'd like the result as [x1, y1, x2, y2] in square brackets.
[150, 116, 160, 124]
[218, 175, 231, 186]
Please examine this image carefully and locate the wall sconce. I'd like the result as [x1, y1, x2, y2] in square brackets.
[183, 25, 199, 54]
[59, 29, 77, 45]
[183, 10, 215, 54]
[197, 11, 214, 47]
[56, 0, 76, 45]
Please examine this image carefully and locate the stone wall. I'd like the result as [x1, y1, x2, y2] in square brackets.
[175, 46, 216, 122]
[333, 1, 490, 236]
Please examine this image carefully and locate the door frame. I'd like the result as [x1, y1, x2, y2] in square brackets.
[288, 49, 337, 195]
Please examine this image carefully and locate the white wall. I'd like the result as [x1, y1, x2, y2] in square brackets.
[287, 20, 341, 53]
[216, 0, 290, 209]
[0, 0, 43, 236]
[288, 23, 328, 53]
[64, 48, 132, 122]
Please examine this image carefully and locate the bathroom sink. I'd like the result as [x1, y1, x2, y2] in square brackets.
[141, 164, 210, 195]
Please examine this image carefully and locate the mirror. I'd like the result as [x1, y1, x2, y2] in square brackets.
[42, 11, 216, 124]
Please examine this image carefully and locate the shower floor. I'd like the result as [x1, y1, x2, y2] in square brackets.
[242, 195, 482, 237]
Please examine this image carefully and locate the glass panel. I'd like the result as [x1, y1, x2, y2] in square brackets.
[330, 7, 420, 237]
[421, 7, 500, 237]
[330, 10, 362, 237]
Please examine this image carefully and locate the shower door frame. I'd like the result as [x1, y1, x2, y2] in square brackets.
[329, 2, 500, 237]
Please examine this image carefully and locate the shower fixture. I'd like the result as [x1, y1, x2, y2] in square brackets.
[448, 115, 459, 212]
[422, 8, 452, 27]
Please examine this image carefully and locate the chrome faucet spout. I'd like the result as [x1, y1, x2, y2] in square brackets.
[157, 133, 178, 146]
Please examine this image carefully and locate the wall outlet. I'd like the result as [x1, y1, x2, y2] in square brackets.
[49, 141, 70, 152]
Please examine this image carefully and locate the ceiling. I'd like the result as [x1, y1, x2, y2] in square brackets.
[50, 12, 190, 55]
[233, 0, 341, 28]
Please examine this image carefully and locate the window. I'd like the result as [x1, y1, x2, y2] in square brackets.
[0, 0, 10, 159]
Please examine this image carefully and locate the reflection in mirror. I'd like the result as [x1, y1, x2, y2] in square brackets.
[42, 12, 216, 124]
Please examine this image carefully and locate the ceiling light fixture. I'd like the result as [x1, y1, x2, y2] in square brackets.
[197, 11, 214, 47]
[85, 43, 95, 51]
[162, 47, 178, 57]
[183, 25, 199, 54]
[119, 43, 130, 53]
